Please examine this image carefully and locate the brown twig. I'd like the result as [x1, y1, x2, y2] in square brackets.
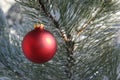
[38, 1, 75, 79]
[39, 0, 68, 41]
[77, 7, 103, 37]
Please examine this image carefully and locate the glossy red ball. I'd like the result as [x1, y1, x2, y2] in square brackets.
[22, 27, 57, 64]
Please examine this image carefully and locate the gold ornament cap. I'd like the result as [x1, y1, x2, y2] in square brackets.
[34, 24, 44, 30]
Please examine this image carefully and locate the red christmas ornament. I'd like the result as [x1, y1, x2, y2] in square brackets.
[22, 24, 57, 64]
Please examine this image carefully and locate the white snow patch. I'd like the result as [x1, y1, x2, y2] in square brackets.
[0, 0, 16, 14]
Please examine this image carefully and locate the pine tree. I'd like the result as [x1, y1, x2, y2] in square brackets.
[0, 0, 120, 80]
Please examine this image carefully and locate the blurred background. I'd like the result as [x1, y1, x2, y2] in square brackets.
[0, 0, 23, 80]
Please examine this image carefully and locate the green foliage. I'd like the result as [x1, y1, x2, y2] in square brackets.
[0, 0, 120, 80]
[0, 8, 7, 35]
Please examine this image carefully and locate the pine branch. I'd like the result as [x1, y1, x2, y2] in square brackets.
[39, 0, 59, 28]
[1, 62, 23, 77]
[1, 0, 119, 79]
[76, 4, 103, 37]
[39, 0, 68, 42]
[38, 1, 75, 79]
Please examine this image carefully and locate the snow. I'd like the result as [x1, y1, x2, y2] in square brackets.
[0, 0, 15, 14]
